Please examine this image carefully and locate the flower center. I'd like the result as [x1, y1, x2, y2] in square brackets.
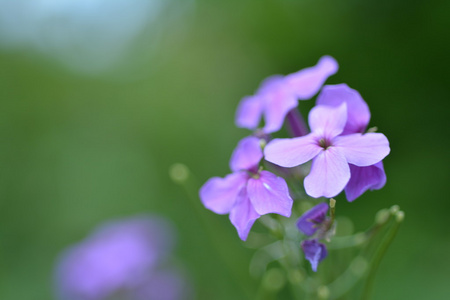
[318, 138, 332, 149]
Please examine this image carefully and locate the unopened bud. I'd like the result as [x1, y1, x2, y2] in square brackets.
[169, 163, 189, 183]
[395, 211, 405, 222]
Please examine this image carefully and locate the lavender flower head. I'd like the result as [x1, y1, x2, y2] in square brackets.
[55, 216, 191, 300]
[264, 101, 390, 198]
[200, 136, 293, 241]
[235, 56, 338, 133]
[316, 84, 387, 201]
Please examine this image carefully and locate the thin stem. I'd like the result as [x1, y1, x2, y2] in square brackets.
[361, 210, 404, 300]
[169, 163, 255, 299]
[286, 109, 309, 137]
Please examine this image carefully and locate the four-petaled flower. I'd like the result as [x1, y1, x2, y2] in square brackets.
[316, 84, 387, 201]
[264, 103, 390, 198]
[235, 56, 338, 133]
[199, 136, 293, 241]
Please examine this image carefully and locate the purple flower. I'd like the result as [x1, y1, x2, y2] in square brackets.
[235, 56, 338, 133]
[264, 103, 390, 198]
[301, 239, 328, 272]
[199, 136, 293, 241]
[55, 216, 191, 300]
[296, 202, 329, 236]
[316, 84, 387, 201]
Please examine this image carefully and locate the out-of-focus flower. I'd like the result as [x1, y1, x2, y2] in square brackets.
[301, 239, 327, 272]
[264, 103, 390, 198]
[55, 215, 191, 300]
[235, 56, 338, 133]
[316, 84, 387, 201]
[199, 136, 293, 241]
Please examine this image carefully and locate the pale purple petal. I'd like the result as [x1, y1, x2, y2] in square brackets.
[345, 162, 386, 202]
[257, 74, 285, 94]
[235, 95, 263, 130]
[229, 188, 260, 241]
[199, 172, 247, 214]
[262, 89, 298, 133]
[301, 240, 328, 272]
[229, 136, 263, 172]
[316, 83, 370, 134]
[284, 55, 339, 100]
[296, 203, 329, 236]
[334, 133, 390, 167]
[308, 103, 347, 139]
[304, 147, 350, 198]
[264, 135, 322, 168]
[247, 170, 293, 217]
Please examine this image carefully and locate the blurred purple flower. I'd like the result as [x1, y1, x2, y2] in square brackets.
[55, 216, 191, 300]
[296, 202, 329, 236]
[264, 103, 390, 198]
[316, 84, 387, 201]
[301, 239, 327, 272]
[235, 56, 338, 133]
[199, 136, 293, 241]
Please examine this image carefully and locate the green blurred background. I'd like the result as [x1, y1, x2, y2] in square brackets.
[0, 0, 449, 299]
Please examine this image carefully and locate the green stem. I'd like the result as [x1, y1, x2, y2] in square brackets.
[360, 210, 404, 300]
[170, 163, 255, 299]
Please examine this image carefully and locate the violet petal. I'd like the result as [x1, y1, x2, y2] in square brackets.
[246, 170, 293, 217]
[308, 103, 347, 139]
[316, 83, 371, 134]
[199, 172, 247, 214]
[304, 147, 350, 198]
[285, 56, 338, 100]
[296, 203, 329, 236]
[235, 95, 264, 130]
[334, 133, 390, 167]
[262, 89, 298, 134]
[229, 136, 263, 172]
[301, 240, 328, 272]
[345, 161, 386, 202]
[264, 135, 322, 168]
[229, 188, 261, 241]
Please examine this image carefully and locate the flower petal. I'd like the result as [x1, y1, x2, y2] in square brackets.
[284, 55, 338, 100]
[309, 103, 347, 139]
[316, 83, 370, 134]
[247, 170, 293, 217]
[345, 161, 386, 202]
[264, 135, 322, 168]
[199, 172, 247, 214]
[334, 133, 390, 166]
[257, 74, 285, 94]
[235, 95, 263, 130]
[301, 240, 328, 272]
[304, 147, 350, 198]
[229, 136, 263, 172]
[262, 89, 298, 134]
[229, 188, 260, 241]
[297, 203, 329, 236]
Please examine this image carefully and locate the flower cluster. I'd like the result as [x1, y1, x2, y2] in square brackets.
[199, 56, 390, 271]
[55, 215, 191, 300]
